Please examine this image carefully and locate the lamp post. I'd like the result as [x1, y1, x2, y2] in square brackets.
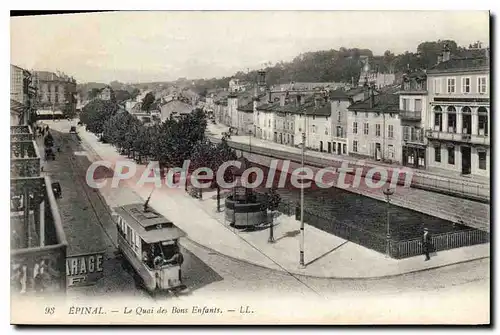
[383, 187, 394, 257]
[248, 129, 252, 154]
[299, 130, 306, 268]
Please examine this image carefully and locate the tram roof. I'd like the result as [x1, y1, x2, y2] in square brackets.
[114, 204, 186, 243]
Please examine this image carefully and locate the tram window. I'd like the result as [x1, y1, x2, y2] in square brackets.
[126, 226, 132, 244]
[135, 235, 141, 253]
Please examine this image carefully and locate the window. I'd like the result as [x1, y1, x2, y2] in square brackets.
[365, 112, 369, 118]
[336, 126, 343, 138]
[388, 125, 394, 138]
[375, 124, 381, 137]
[414, 99, 422, 112]
[268, 120, 271, 127]
[447, 146, 455, 165]
[313, 115, 315, 120]
[312, 125, 316, 133]
[363, 123, 369, 135]
[478, 114, 488, 136]
[478, 76, 487, 94]
[388, 145, 394, 159]
[343, 144, 347, 154]
[478, 151, 487, 170]
[353, 140, 358, 152]
[325, 128, 328, 135]
[434, 78, 442, 94]
[402, 98, 409, 111]
[447, 78, 456, 93]
[337, 111, 341, 122]
[434, 145, 441, 162]
[462, 77, 471, 93]
[353, 122, 358, 134]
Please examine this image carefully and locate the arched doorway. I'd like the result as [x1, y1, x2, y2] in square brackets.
[446, 106, 456, 133]
[461, 106, 471, 135]
[477, 107, 488, 136]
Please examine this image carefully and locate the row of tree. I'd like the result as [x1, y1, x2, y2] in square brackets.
[80, 98, 235, 188]
[80, 97, 283, 235]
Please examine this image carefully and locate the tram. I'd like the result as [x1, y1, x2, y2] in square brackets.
[113, 202, 187, 294]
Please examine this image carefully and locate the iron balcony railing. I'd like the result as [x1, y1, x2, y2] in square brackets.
[11, 140, 41, 178]
[403, 129, 425, 144]
[10, 125, 34, 142]
[400, 110, 422, 121]
[11, 176, 68, 296]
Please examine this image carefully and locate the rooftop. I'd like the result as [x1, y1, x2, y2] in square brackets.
[347, 91, 400, 112]
[428, 56, 489, 74]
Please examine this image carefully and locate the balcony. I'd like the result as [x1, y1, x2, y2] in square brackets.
[11, 125, 34, 142]
[11, 140, 41, 178]
[11, 176, 68, 296]
[403, 130, 425, 144]
[400, 110, 422, 121]
[426, 129, 490, 146]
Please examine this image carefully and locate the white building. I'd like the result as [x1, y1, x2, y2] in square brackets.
[397, 71, 429, 169]
[347, 87, 402, 163]
[425, 48, 490, 177]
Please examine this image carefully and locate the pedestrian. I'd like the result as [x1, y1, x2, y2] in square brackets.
[421, 227, 433, 261]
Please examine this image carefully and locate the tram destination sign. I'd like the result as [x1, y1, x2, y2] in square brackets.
[66, 251, 105, 287]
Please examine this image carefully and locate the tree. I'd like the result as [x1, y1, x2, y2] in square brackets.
[265, 187, 281, 243]
[114, 90, 132, 103]
[212, 138, 237, 211]
[88, 88, 102, 100]
[141, 92, 156, 112]
[80, 99, 119, 136]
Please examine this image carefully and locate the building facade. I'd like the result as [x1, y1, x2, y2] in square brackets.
[398, 71, 429, 169]
[11, 65, 37, 125]
[426, 49, 490, 177]
[99, 86, 114, 101]
[33, 71, 77, 117]
[347, 87, 402, 163]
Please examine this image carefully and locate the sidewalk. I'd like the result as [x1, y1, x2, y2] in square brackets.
[65, 121, 489, 279]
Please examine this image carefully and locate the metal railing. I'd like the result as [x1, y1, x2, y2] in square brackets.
[11, 176, 68, 295]
[10, 125, 34, 141]
[426, 129, 490, 146]
[301, 208, 387, 254]
[400, 110, 422, 120]
[214, 137, 490, 203]
[391, 228, 489, 259]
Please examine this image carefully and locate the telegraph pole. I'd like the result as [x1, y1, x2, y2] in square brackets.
[299, 127, 306, 268]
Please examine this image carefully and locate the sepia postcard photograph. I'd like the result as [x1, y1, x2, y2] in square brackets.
[8, 9, 491, 325]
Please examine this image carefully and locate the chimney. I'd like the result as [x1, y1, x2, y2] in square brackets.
[268, 90, 272, 103]
[364, 86, 370, 101]
[442, 44, 451, 62]
[369, 85, 375, 109]
[296, 94, 302, 106]
[280, 94, 286, 106]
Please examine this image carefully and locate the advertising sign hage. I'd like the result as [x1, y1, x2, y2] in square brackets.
[66, 252, 105, 287]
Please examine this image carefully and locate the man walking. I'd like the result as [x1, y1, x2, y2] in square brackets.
[422, 227, 432, 261]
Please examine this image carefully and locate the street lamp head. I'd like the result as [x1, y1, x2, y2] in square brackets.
[383, 188, 394, 196]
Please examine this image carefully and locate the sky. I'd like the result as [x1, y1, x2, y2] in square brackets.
[10, 11, 490, 84]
